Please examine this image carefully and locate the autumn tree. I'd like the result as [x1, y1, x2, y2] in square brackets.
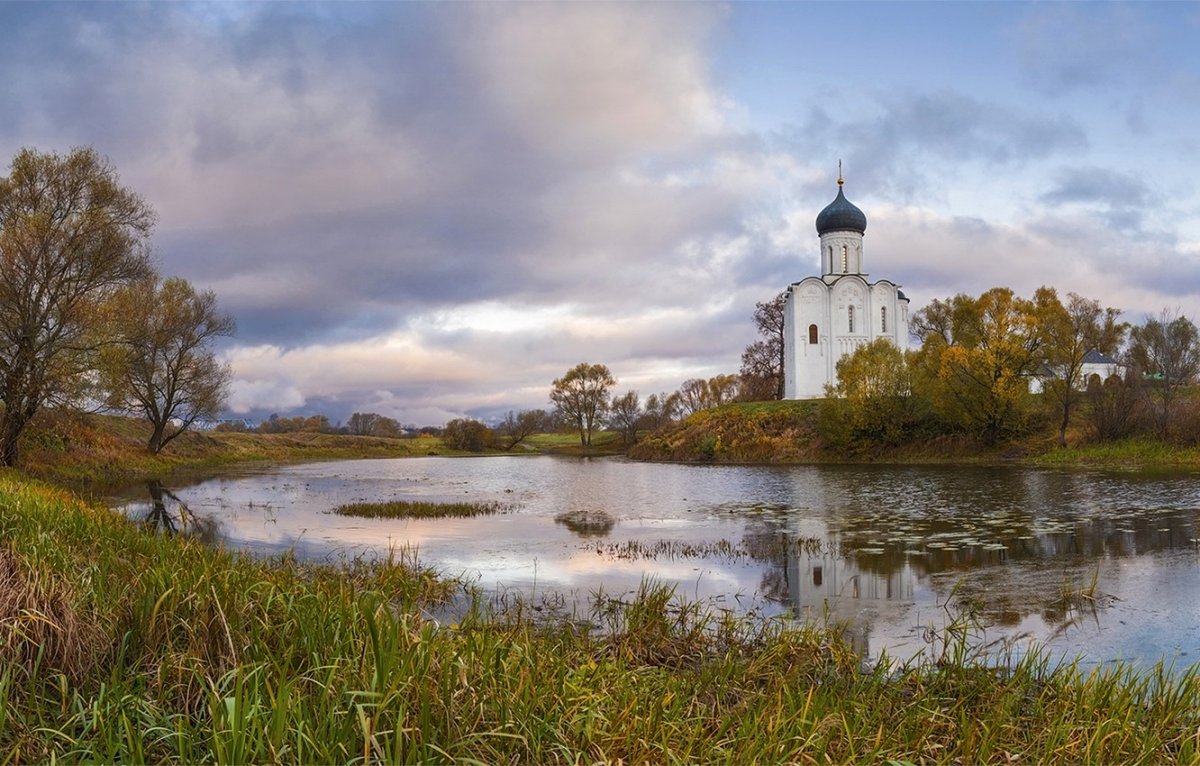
[914, 287, 1046, 446]
[550, 362, 615, 446]
[347, 412, 402, 437]
[1127, 310, 1200, 437]
[1035, 288, 1126, 447]
[443, 418, 494, 451]
[0, 147, 154, 465]
[101, 276, 235, 453]
[608, 390, 642, 445]
[820, 338, 921, 447]
[739, 291, 786, 400]
[678, 374, 740, 415]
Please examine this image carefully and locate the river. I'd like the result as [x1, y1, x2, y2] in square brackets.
[108, 455, 1200, 669]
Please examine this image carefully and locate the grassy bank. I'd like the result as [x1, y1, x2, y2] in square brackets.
[630, 400, 1200, 470]
[16, 412, 458, 486]
[4, 474, 1200, 763]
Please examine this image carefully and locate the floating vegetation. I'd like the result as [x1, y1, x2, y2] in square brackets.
[334, 499, 514, 519]
[554, 509, 616, 537]
[592, 535, 833, 563]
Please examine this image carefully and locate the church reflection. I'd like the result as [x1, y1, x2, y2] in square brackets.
[745, 502, 1200, 656]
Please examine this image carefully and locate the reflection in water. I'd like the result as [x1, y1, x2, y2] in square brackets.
[140, 480, 222, 545]
[554, 509, 616, 538]
[107, 459, 1200, 668]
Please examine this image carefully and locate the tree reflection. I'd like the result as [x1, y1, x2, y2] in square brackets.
[143, 480, 221, 544]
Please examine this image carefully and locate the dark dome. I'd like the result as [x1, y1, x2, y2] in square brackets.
[815, 185, 867, 236]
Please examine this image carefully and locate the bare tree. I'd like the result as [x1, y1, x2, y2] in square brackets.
[497, 409, 547, 450]
[1035, 288, 1126, 447]
[678, 378, 711, 415]
[608, 390, 641, 445]
[347, 412, 380, 436]
[0, 147, 154, 465]
[738, 291, 786, 400]
[102, 276, 235, 453]
[550, 363, 614, 446]
[639, 391, 681, 431]
[1127, 309, 1200, 437]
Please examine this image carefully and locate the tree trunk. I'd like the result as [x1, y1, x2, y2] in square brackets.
[148, 420, 166, 454]
[0, 418, 20, 467]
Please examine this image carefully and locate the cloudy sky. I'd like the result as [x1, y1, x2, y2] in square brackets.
[2, 2, 1198, 425]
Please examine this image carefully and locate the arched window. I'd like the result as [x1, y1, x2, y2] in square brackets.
[848, 305, 855, 333]
[841, 244, 848, 273]
[881, 306, 887, 333]
[808, 324, 818, 344]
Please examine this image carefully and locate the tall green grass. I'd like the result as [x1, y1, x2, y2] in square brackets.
[3, 470, 1200, 763]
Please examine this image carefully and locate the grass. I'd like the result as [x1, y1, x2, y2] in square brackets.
[5, 471, 1200, 763]
[17, 411, 457, 487]
[334, 499, 514, 519]
[1030, 437, 1200, 469]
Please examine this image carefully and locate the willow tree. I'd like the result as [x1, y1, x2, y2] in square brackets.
[550, 362, 614, 446]
[101, 276, 235, 453]
[0, 147, 154, 466]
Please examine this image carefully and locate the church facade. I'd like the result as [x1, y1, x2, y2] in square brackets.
[783, 177, 910, 399]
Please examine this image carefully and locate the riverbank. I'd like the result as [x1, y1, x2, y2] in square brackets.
[3, 473, 1200, 763]
[15, 412, 457, 486]
[629, 401, 1200, 470]
[17, 412, 629, 487]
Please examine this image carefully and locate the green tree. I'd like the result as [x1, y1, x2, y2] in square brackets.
[101, 276, 235, 453]
[550, 363, 614, 446]
[0, 147, 154, 465]
[1127, 310, 1200, 437]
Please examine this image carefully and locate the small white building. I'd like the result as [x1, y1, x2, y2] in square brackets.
[783, 175, 911, 399]
[1030, 349, 1123, 393]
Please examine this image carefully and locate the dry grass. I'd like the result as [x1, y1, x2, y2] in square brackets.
[0, 547, 98, 681]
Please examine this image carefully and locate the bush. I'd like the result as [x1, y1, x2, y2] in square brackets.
[442, 418, 494, 451]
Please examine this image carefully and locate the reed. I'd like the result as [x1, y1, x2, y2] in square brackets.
[333, 499, 513, 519]
[3, 471, 1200, 764]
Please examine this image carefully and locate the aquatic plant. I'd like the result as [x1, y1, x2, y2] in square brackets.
[333, 499, 514, 519]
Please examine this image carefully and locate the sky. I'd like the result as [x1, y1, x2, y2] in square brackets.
[2, 2, 1199, 426]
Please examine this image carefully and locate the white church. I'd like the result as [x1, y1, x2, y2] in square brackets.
[783, 173, 911, 398]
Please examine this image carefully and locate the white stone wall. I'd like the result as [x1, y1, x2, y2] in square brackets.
[782, 229, 910, 399]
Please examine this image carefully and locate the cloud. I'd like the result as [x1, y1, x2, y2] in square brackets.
[3, 3, 1197, 425]
[778, 92, 1086, 204]
[1014, 5, 1156, 97]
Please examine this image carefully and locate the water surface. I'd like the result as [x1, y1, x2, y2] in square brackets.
[110, 456, 1200, 668]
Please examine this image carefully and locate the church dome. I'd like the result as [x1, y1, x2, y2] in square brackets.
[815, 184, 867, 236]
